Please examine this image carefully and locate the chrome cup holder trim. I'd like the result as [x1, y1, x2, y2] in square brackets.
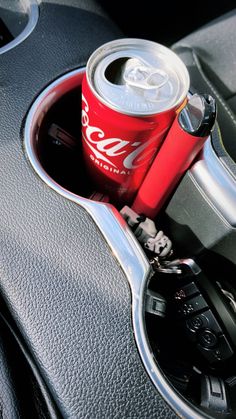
[0, 0, 39, 55]
[24, 67, 204, 419]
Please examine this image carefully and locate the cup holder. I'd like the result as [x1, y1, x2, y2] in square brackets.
[35, 71, 93, 199]
[25, 67, 116, 206]
[24, 67, 236, 419]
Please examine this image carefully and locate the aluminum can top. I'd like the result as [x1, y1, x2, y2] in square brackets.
[86, 38, 190, 116]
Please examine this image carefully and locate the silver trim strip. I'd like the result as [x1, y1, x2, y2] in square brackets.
[24, 68, 204, 419]
[190, 139, 236, 227]
[0, 0, 39, 55]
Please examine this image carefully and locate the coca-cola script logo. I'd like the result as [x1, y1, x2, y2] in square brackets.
[81, 94, 161, 171]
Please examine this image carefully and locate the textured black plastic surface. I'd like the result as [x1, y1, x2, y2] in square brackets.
[0, 1, 177, 417]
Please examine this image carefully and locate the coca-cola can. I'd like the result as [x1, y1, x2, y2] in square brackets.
[81, 38, 190, 204]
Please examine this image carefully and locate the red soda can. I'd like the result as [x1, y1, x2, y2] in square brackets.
[81, 39, 189, 204]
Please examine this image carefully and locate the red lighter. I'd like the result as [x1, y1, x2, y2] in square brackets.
[132, 94, 216, 218]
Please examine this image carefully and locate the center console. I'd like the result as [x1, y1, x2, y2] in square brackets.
[23, 62, 236, 418]
[1, 1, 236, 419]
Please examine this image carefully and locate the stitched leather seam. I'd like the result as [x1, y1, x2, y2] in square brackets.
[191, 49, 236, 126]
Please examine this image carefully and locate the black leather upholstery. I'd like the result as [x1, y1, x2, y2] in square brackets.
[0, 314, 57, 419]
[0, 320, 21, 419]
[173, 10, 236, 172]
[0, 1, 177, 418]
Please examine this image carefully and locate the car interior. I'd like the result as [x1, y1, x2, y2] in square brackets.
[1, 1, 236, 418]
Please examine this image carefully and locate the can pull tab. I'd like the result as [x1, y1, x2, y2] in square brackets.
[123, 58, 171, 101]
[123, 59, 169, 90]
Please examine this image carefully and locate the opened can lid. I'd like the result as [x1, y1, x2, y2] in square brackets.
[86, 38, 190, 116]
